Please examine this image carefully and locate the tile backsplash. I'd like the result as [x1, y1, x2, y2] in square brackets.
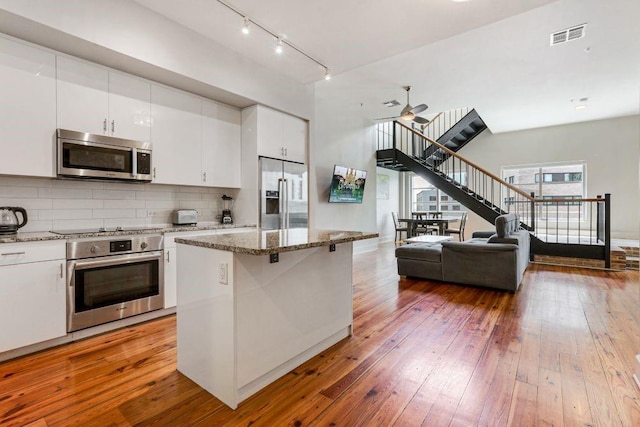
[0, 175, 239, 232]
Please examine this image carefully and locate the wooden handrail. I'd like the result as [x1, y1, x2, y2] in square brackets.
[395, 121, 534, 201]
[420, 112, 442, 131]
[532, 198, 604, 204]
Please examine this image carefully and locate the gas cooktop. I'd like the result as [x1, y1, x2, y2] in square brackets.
[50, 226, 163, 235]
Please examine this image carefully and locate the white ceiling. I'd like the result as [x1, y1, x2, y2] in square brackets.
[134, 0, 640, 133]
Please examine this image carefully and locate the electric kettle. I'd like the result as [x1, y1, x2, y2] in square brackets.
[0, 207, 28, 235]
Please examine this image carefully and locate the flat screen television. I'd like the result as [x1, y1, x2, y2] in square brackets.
[328, 165, 367, 203]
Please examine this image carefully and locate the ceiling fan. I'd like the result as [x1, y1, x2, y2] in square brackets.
[375, 86, 429, 124]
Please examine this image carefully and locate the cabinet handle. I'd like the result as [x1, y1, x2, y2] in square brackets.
[280, 147, 284, 156]
[166, 250, 170, 263]
[111, 120, 115, 134]
[203, 172, 207, 182]
[153, 167, 157, 179]
[1, 251, 26, 256]
[103, 118, 107, 133]
[59, 263, 64, 279]
[284, 147, 288, 157]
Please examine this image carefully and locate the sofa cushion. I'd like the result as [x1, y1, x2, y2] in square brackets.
[495, 213, 519, 237]
[395, 243, 442, 262]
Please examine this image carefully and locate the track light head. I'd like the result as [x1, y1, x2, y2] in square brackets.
[324, 68, 331, 81]
[242, 17, 250, 35]
[275, 38, 283, 54]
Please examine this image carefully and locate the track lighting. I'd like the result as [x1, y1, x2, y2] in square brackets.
[215, 0, 330, 81]
[242, 18, 250, 35]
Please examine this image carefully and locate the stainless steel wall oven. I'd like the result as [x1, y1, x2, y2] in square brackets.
[66, 234, 164, 332]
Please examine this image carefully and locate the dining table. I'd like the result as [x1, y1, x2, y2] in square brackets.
[398, 216, 459, 238]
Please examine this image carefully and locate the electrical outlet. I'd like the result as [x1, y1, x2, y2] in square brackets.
[147, 210, 156, 217]
[218, 263, 228, 285]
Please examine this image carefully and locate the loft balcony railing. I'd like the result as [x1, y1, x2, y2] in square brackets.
[420, 107, 469, 142]
[376, 120, 611, 259]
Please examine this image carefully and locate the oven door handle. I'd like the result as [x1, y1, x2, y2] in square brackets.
[69, 251, 163, 272]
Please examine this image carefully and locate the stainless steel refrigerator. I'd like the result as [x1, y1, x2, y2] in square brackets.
[260, 157, 308, 230]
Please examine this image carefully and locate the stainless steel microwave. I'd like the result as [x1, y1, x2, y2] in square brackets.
[56, 129, 152, 182]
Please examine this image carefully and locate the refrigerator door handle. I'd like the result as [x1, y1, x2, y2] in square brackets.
[283, 178, 289, 228]
[278, 178, 285, 229]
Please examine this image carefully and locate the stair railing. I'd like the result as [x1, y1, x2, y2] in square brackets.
[377, 120, 612, 257]
[421, 107, 469, 142]
[393, 120, 536, 228]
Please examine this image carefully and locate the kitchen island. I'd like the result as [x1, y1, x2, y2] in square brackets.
[174, 228, 378, 409]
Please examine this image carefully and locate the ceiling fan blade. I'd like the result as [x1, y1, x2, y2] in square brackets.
[412, 116, 430, 124]
[374, 115, 401, 121]
[411, 104, 428, 115]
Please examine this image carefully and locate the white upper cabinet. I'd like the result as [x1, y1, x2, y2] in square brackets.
[202, 100, 241, 188]
[151, 84, 202, 186]
[56, 56, 151, 141]
[282, 114, 307, 164]
[107, 71, 151, 142]
[0, 37, 56, 177]
[256, 106, 307, 164]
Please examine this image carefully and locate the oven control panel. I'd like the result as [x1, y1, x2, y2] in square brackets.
[67, 234, 164, 260]
[110, 240, 132, 253]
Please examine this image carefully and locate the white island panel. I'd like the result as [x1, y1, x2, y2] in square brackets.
[176, 241, 353, 409]
[235, 243, 353, 389]
[176, 246, 236, 407]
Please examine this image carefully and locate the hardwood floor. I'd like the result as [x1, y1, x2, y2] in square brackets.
[1, 242, 639, 426]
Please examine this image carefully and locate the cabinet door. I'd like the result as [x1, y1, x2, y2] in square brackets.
[202, 100, 241, 188]
[0, 260, 66, 352]
[164, 247, 176, 308]
[108, 71, 151, 142]
[56, 56, 109, 135]
[0, 37, 56, 178]
[256, 106, 284, 160]
[282, 114, 307, 164]
[150, 85, 202, 186]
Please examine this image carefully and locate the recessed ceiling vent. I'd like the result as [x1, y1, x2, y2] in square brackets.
[383, 100, 401, 107]
[550, 24, 586, 46]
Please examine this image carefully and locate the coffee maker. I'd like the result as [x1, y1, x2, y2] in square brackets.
[221, 195, 234, 224]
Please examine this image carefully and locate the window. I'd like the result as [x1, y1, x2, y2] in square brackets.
[411, 174, 466, 215]
[535, 172, 583, 183]
[502, 162, 586, 221]
[504, 163, 585, 199]
[541, 195, 582, 205]
[507, 175, 514, 184]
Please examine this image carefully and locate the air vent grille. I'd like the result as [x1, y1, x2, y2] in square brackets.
[383, 100, 401, 107]
[550, 23, 586, 46]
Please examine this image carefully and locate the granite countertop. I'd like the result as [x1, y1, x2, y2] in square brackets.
[0, 223, 256, 244]
[174, 228, 379, 255]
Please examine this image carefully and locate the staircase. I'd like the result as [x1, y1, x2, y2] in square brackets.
[421, 108, 487, 167]
[376, 117, 612, 268]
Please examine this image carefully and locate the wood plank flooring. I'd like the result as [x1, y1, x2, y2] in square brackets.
[1, 242, 639, 426]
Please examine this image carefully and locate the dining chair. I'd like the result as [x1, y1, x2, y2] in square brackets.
[391, 212, 409, 241]
[444, 212, 467, 241]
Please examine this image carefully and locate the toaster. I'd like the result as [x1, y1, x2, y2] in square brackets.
[173, 209, 198, 225]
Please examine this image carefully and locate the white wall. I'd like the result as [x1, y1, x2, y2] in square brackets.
[460, 115, 640, 239]
[310, 85, 378, 236]
[376, 168, 400, 243]
[0, 175, 239, 232]
[0, 0, 313, 118]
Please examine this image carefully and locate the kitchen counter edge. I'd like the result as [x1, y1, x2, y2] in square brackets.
[175, 230, 379, 255]
[0, 224, 257, 244]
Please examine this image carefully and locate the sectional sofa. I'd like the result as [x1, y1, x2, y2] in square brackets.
[395, 213, 530, 292]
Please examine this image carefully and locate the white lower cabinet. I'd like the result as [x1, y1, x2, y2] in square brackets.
[0, 241, 66, 353]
